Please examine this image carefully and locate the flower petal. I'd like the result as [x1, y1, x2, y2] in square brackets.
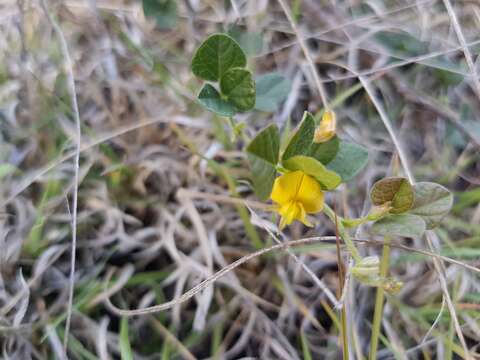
[297, 203, 314, 227]
[270, 170, 304, 205]
[296, 173, 324, 213]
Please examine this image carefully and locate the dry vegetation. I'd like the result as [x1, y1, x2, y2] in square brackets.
[1, 0, 480, 359]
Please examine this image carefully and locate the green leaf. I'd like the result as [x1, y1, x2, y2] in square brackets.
[247, 124, 280, 200]
[197, 84, 235, 117]
[300, 331, 314, 360]
[219, 68, 256, 112]
[326, 141, 368, 182]
[191, 34, 246, 82]
[142, 0, 177, 29]
[370, 177, 414, 214]
[254, 72, 291, 112]
[228, 26, 264, 56]
[247, 155, 276, 201]
[119, 317, 134, 360]
[247, 124, 280, 165]
[307, 136, 340, 165]
[409, 182, 453, 229]
[371, 214, 426, 238]
[283, 156, 341, 190]
[282, 111, 315, 161]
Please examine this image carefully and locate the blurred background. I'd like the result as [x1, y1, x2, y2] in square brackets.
[0, 0, 479, 359]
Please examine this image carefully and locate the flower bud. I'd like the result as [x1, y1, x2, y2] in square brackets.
[314, 110, 336, 143]
[351, 256, 380, 281]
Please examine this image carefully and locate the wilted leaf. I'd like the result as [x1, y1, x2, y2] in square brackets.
[326, 141, 368, 182]
[191, 34, 246, 81]
[197, 84, 235, 117]
[371, 214, 426, 238]
[254, 72, 291, 112]
[410, 182, 453, 229]
[220, 68, 256, 112]
[283, 155, 341, 190]
[282, 111, 315, 161]
[371, 177, 414, 214]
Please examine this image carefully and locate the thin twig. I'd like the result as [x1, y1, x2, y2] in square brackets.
[442, 0, 480, 101]
[176, 188, 271, 210]
[359, 76, 414, 183]
[276, 0, 330, 109]
[40, 0, 82, 354]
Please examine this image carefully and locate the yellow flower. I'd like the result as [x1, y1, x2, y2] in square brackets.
[270, 170, 324, 229]
[314, 110, 336, 143]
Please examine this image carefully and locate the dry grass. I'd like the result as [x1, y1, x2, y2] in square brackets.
[1, 0, 480, 359]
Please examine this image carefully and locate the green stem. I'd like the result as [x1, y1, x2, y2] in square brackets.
[341, 216, 369, 228]
[369, 237, 391, 360]
[340, 300, 349, 360]
[323, 204, 361, 263]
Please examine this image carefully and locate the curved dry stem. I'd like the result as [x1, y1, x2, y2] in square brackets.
[40, 0, 81, 353]
[442, 0, 480, 101]
[103, 236, 479, 318]
[276, 0, 329, 109]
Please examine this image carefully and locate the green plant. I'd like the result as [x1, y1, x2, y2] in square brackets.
[191, 33, 290, 133]
[190, 32, 455, 359]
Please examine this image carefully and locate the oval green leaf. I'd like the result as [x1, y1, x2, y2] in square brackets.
[409, 182, 453, 229]
[248, 155, 276, 201]
[370, 177, 414, 214]
[220, 68, 256, 112]
[282, 111, 315, 161]
[371, 214, 426, 238]
[246, 124, 280, 200]
[326, 141, 368, 182]
[247, 124, 280, 165]
[307, 136, 340, 165]
[197, 84, 235, 117]
[283, 155, 341, 190]
[191, 34, 246, 82]
[254, 72, 291, 112]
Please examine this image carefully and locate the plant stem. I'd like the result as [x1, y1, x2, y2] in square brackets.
[323, 204, 361, 263]
[333, 203, 349, 360]
[369, 237, 391, 360]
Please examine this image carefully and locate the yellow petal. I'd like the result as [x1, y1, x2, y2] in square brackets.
[278, 201, 300, 227]
[297, 203, 314, 227]
[314, 110, 336, 143]
[296, 173, 324, 213]
[270, 170, 304, 206]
